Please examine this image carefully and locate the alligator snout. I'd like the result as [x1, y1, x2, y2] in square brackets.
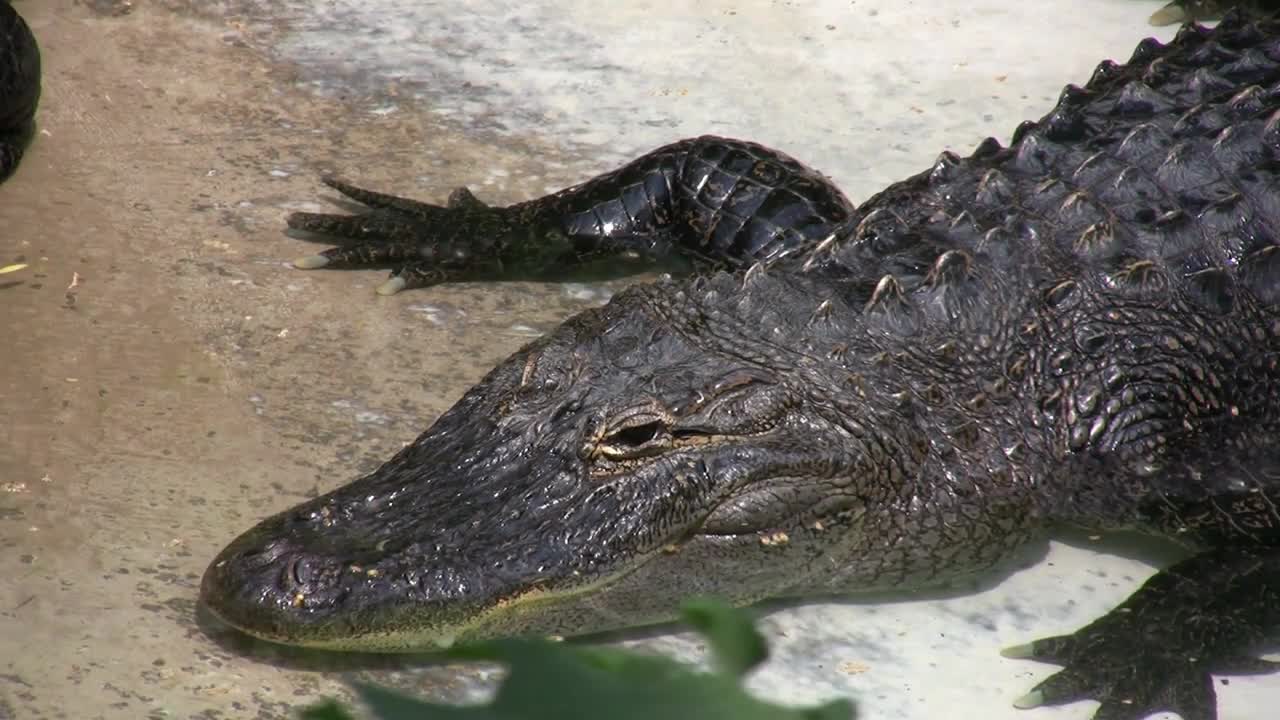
[201, 524, 340, 641]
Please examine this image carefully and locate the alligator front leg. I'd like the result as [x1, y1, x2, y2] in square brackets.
[1002, 546, 1280, 720]
[287, 136, 856, 294]
[1011, 441, 1280, 720]
[289, 181, 538, 295]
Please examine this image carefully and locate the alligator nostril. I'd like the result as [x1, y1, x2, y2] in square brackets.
[237, 538, 291, 567]
[285, 556, 314, 587]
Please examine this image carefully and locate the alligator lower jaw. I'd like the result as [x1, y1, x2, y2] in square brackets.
[200, 554, 647, 653]
[204, 610, 464, 654]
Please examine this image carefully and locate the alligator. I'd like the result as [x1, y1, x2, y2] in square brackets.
[202, 10, 1280, 720]
[0, 1, 40, 184]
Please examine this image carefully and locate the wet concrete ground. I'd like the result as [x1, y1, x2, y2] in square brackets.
[0, 1, 1275, 718]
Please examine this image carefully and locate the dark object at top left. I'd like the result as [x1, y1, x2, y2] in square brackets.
[0, 2, 40, 184]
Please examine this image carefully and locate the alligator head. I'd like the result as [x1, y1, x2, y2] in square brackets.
[200, 269, 1022, 651]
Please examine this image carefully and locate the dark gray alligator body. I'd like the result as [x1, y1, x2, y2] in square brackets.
[204, 11, 1280, 720]
[0, 1, 39, 184]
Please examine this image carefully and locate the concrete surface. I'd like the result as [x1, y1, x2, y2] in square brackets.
[0, 0, 1275, 718]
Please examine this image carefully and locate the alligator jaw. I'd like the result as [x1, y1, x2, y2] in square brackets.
[196, 395, 671, 651]
[199, 282, 874, 651]
[199, 507, 648, 651]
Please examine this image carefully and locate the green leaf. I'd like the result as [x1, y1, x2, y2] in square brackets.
[299, 598, 856, 720]
[678, 596, 769, 677]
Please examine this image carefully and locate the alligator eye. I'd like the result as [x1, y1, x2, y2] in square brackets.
[608, 422, 663, 447]
[286, 556, 315, 587]
[598, 419, 671, 459]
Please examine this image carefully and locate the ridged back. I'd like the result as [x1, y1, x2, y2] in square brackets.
[798, 12, 1280, 327]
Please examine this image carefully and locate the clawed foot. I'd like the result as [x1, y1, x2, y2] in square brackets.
[287, 178, 521, 295]
[1002, 635, 1265, 720]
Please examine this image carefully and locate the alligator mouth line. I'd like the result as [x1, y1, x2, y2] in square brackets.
[204, 543, 676, 652]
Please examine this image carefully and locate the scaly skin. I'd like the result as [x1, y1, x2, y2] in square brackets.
[285, 138, 854, 294]
[0, 1, 40, 184]
[204, 11, 1280, 720]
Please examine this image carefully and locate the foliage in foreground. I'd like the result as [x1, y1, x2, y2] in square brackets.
[301, 598, 856, 720]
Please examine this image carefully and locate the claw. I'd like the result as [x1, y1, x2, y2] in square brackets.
[376, 276, 408, 296]
[1000, 642, 1037, 659]
[1212, 655, 1280, 674]
[1148, 2, 1188, 25]
[294, 255, 331, 269]
[1012, 689, 1045, 710]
